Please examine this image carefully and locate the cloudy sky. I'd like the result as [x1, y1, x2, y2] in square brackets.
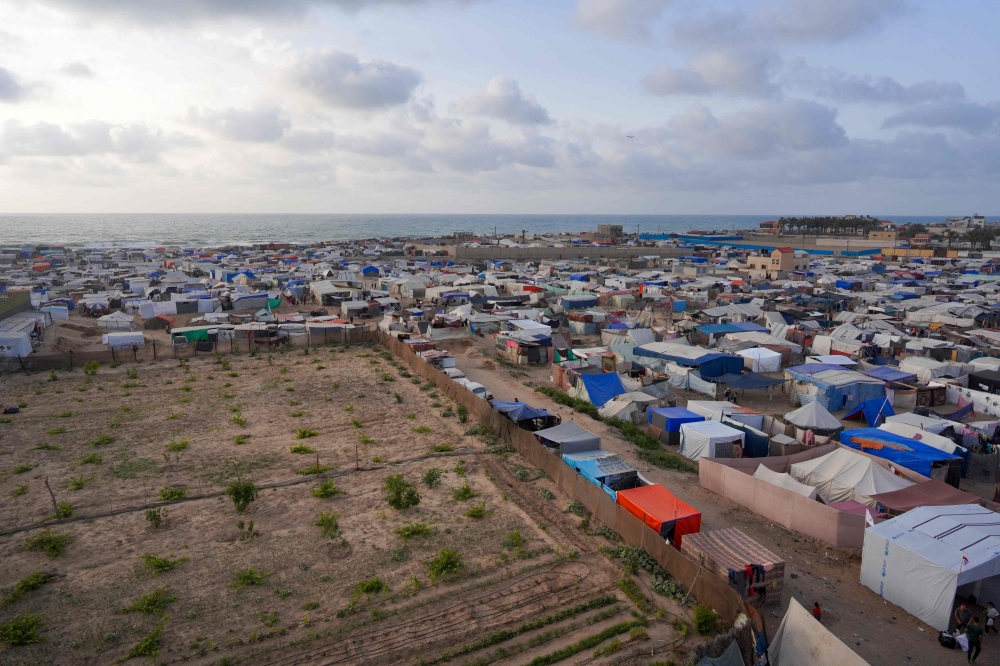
[0, 0, 997, 214]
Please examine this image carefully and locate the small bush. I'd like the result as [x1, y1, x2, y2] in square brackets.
[225, 479, 258, 512]
[422, 468, 444, 488]
[384, 474, 420, 510]
[289, 444, 316, 454]
[56, 410, 73, 418]
[230, 415, 248, 427]
[164, 438, 189, 452]
[0, 612, 44, 646]
[394, 393, 404, 404]
[83, 362, 99, 376]
[312, 480, 344, 499]
[503, 529, 524, 550]
[13, 463, 34, 474]
[1, 572, 51, 609]
[289, 410, 305, 417]
[145, 508, 165, 528]
[406, 413, 415, 420]
[464, 502, 487, 518]
[24, 529, 73, 558]
[694, 605, 719, 634]
[158, 486, 188, 501]
[121, 586, 177, 615]
[56, 502, 73, 519]
[296, 463, 333, 475]
[231, 567, 270, 590]
[313, 511, 341, 538]
[12, 483, 28, 498]
[296, 428, 320, 439]
[47, 427, 67, 435]
[431, 443, 453, 453]
[456, 405, 469, 423]
[427, 548, 465, 582]
[453, 483, 477, 501]
[77, 453, 102, 465]
[139, 553, 188, 574]
[124, 618, 166, 659]
[412, 425, 432, 434]
[88, 433, 116, 447]
[234, 434, 250, 446]
[394, 522, 432, 539]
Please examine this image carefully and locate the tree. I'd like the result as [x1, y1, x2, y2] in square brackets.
[384, 474, 420, 510]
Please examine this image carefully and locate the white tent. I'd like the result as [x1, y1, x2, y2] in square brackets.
[597, 392, 659, 424]
[899, 356, 968, 381]
[878, 422, 966, 455]
[105, 331, 145, 350]
[0, 331, 32, 357]
[789, 448, 912, 506]
[783, 400, 843, 431]
[883, 412, 960, 436]
[768, 597, 870, 666]
[679, 421, 745, 461]
[861, 505, 1000, 630]
[686, 401, 764, 431]
[736, 347, 781, 373]
[753, 465, 820, 500]
[806, 355, 857, 366]
[97, 311, 135, 331]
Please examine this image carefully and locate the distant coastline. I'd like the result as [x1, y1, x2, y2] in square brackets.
[0, 213, 971, 247]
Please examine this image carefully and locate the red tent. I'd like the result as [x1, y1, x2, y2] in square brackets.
[617, 485, 701, 548]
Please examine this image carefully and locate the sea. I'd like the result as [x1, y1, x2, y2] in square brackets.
[0, 214, 961, 248]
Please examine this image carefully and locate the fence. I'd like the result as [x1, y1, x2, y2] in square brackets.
[378, 332, 760, 648]
[0, 327, 378, 374]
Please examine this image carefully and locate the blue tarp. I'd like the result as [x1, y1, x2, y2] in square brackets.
[731, 322, 769, 332]
[861, 366, 916, 383]
[844, 397, 895, 426]
[840, 428, 960, 477]
[491, 401, 554, 423]
[579, 373, 627, 406]
[648, 407, 704, 432]
[361, 265, 379, 275]
[835, 279, 861, 289]
[786, 363, 845, 375]
[634, 346, 744, 378]
[697, 323, 743, 335]
[714, 372, 783, 390]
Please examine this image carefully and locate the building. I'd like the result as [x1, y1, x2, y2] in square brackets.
[758, 221, 780, 234]
[868, 230, 897, 242]
[912, 233, 931, 246]
[946, 215, 987, 231]
[597, 224, 624, 239]
[744, 247, 809, 281]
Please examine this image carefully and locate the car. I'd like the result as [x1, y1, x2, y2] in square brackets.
[454, 378, 493, 400]
[443, 367, 466, 380]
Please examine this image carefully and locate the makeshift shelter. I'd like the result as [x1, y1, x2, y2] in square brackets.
[785, 365, 885, 413]
[616, 484, 701, 548]
[633, 342, 745, 378]
[648, 407, 704, 445]
[0, 331, 32, 357]
[597, 392, 658, 423]
[736, 346, 781, 372]
[143, 314, 174, 330]
[767, 598, 870, 666]
[783, 401, 843, 432]
[861, 366, 917, 383]
[97, 311, 135, 331]
[533, 420, 601, 454]
[571, 372, 626, 406]
[789, 448, 912, 506]
[752, 465, 819, 500]
[679, 421, 746, 461]
[695, 640, 744, 666]
[682, 527, 785, 608]
[839, 428, 961, 481]
[899, 356, 968, 382]
[105, 331, 144, 350]
[969, 368, 1000, 394]
[861, 504, 1000, 631]
[884, 412, 960, 436]
[877, 422, 965, 456]
[806, 354, 857, 367]
[713, 372, 782, 391]
[869, 479, 986, 514]
[490, 401, 559, 431]
[844, 397, 895, 427]
[561, 451, 642, 500]
[686, 401, 764, 431]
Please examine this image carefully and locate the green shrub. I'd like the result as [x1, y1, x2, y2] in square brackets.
[394, 393, 404, 404]
[47, 427, 67, 435]
[384, 474, 420, 510]
[56, 502, 73, 519]
[225, 478, 258, 512]
[456, 405, 469, 423]
[296, 463, 333, 475]
[231, 567, 270, 590]
[88, 433, 115, 447]
[313, 512, 341, 538]
[534, 386, 601, 419]
[289, 444, 316, 454]
[350, 419, 364, 429]
[1, 572, 51, 609]
[394, 522, 432, 539]
[158, 487, 188, 501]
[427, 548, 465, 582]
[83, 362, 99, 376]
[694, 605, 719, 634]
[24, 529, 73, 558]
[431, 443, 453, 452]
[453, 483, 477, 501]
[464, 502, 487, 518]
[77, 453, 102, 465]
[120, 586, 177, 614]
[421, 468, 444, 488]
[13, 463, 34, 474]
[145, 508, 165, 528]
[295, 428, 319, 439]
[124, 618, 166, 658]
[139, 553, 188, 574]
[503, 529, 524, 550]
[311, 480, 345, 499]
[56, 410, 73, 418]
[412, 425, 432, 434]
[0, 612, 44, 646]
[164, 438, 189, 452]
[233, 434, 250, 446]
[11, 483, 28, 498]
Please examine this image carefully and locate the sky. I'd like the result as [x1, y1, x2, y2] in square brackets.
[0, 0, 998, 215]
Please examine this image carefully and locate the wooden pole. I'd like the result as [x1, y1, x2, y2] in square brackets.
[44, 477, 60, 522]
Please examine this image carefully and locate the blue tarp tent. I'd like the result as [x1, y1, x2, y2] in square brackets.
[691, 353, 744, 378]
[561, 451, 638, 500]
[578, 373, 627, 406]
[840, 428, 960, 477]
[648, 407, 703, 431]
[845, 397, 895, 426]
[786, 366, 886, 413]
[714, 372, 783, 390]
[491, 401, 555, 423]
[731, 322, 770, 332]
[361, 265, 380, 276]
[861, 366, 916, 383]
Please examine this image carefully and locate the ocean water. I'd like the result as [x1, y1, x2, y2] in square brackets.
[0, 214, 953, 248]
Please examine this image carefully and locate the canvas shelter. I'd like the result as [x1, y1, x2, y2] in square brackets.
[861, 366, 917, 383]
[597, 392, 659, 423]
[616, 484, 701, 548]
[767, 598, 870, 666]
[648, 407, 704, 445]
[783, 401, 843, 432]
[877, 422, 965, 456]
[713, 372, 782, 391]
[490, 401, 559, 431]
[789, 448, 912, 506]
[786, 364, 886, 413]
[679, 420, 746, 461]
[736, 346, 781, 372]
[884, 411, 961, 436]
[97, 311, 135, 331]
[633, 342, 744, 378]
[839, 428, 961, 479]
[561, 451, 642, 500]
[752, 465, 819, 500]
[533, 420, 601, 454]
[806, 354, 857, 367]
[969, 368, 1000, 394]
[686, 401, 764, 431]
[0, 331, 31, 357]
[695, 640, 744, 666]
[844, 397, 895, 427]
[570, 372, 626, 406]
[869, 479, 986, 514]
[899, 356, 968, 382]
[860, 504, 1000, 630]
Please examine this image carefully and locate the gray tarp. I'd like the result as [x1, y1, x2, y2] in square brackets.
[533, 420, 601, 454]
[696, 640, 745, 666]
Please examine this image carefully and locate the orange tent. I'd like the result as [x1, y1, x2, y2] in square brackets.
[616, 485, 701, 548]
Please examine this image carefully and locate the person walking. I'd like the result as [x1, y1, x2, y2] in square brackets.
[966, 617, 983, 663]
[812, 602, 822, 623]
[987, 602, 998, 635]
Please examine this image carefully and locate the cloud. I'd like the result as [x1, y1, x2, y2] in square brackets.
[280, 129, 337, 153]
[452, 77, 553, 125]
[0, 66, 30, 103]
[643, 50, 779, 98]
[288, 50, 422, 110]
[187, 105, 290, 142]
[30, 0, 477, 24]
[785, 61, 964, 104]
[58, 62, 96, 78]
[882, 102, 1000, 134]
[0, 119, 200, 162]
[574, 0, 671, 41]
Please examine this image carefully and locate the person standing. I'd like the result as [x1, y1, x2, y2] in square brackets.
[966, 617, 983, 663]
[986, 602, 998, 635]
[812, 602, 822, 623]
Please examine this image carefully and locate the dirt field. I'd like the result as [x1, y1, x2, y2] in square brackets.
[443, 333, 978, 666]
[0, 343, 712, 665]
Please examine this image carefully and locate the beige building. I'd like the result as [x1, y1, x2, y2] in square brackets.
[745, 247, 808, 281]
[868, 230, 897, 241]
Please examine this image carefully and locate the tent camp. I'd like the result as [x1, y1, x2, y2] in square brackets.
[883, 412, 961, 436]
[597, 392, 659, 423]
[736, 346, 781, 372]
[648, 407, 704, 445]
[861, 504, 1000, 630]
[767, 598, 870, 666]
[844, 397, 894, 427]
[899, 356, 968, 382]
[562, 451, 642, 500]
[616, 484, 701, 548]
[570, 372, 626, 406]
[686, 401, 764, 431]
[533, 420, 601, 454]
[877, 422, 965, 456]
[869, 479, 986, 514]
[785, 365, 885, 413]
[752, 465, 819, 500]
[789, 448, 912, 506]
[0, 331, 32, 357]
[679, 421, 746, 461]
[783, 401, 843, 432]
[97, 311, 135, 331]
[632, 342, 745, 378]
[490, 401, 560, 431]
[839, 428, 961, 480]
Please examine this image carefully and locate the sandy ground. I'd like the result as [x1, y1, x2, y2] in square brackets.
[0, 342, 718, 666]
[441, 333, 996, 666]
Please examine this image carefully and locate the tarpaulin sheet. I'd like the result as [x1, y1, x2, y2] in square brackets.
[491, 401, 553, 422]
[713, 372, 783, 390]
[869, 479, 985, 512]
[696, 640, 745, 666]
[578, 372, 626, 407]
[839, 428, 960, 477]
[533, 420, 600, 454]
[844, 397, 895, 427]
[616, 484, 701, 548]
[768, 598, 870, 666]
[648, 406, 703, 432]
[861, 366, 916, 383]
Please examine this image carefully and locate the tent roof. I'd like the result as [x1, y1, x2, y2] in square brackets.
[753, 465, 819, 500]
[789, 448, 912, 505]
[491, 401, 553, 422]
[784, 401, 842, 430]
[861, 366, 916, 383]
[713, 372, 783, 390]
[869, 479, 985, 512]
[840, 428, 959, 477]
[768, 598, 870, 666]
[578, 372, 627, 407]
[736, 346, 781, 359]
[562, 451, 635, 478]
[534, 420, 600, 446]
[616, 484, 700, 525]
[680, 420, 744, 439]
[844, 397, 895, 427]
